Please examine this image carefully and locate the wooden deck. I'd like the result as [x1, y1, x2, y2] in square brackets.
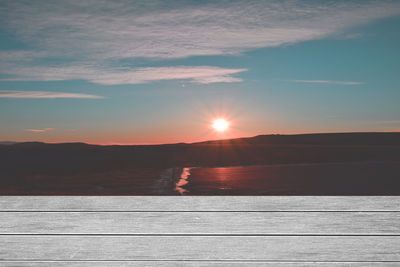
[0, 196, 399, 266]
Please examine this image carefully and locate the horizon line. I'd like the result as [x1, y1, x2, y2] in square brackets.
[2, 131, 399, 146]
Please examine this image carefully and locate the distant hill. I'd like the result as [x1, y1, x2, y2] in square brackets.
[0, 141, 17, 145]
[195, 132, 400, 146]
[1, 132, 399, 171]
[4, 132, 400, 148]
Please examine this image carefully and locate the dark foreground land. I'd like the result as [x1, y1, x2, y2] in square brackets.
[0, 132, 399, 195]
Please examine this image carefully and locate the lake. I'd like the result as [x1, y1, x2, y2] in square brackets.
[176, 161, 400, 195]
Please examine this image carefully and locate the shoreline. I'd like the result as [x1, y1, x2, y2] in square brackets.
[152, 167, 183, 195]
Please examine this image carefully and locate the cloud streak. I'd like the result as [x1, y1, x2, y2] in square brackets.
[374, 120, 400, 125]
[294, 80, 365, 85]
[0, 90, 104, 99]
[25, 128, 54, 133]
[0, 1, 399, 84]
[0, 66, 247, 85]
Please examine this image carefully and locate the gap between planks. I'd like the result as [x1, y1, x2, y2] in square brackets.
[1, 260, 400, 266]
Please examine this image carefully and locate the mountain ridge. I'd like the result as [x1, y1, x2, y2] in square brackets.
[2, 132, 400, 147]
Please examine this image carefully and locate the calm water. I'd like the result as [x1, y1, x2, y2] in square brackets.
[175, 161, 400, 195]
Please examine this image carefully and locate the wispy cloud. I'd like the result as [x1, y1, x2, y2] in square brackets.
[0, 90, 104, 99]
[0, 66, 247, 85]
[294, 80, 365, 85]
[374, 120, 400, 125]
[0, 1, 399, 84]
[25, 128, 54, 133]
[2, 1, 399, 59]
[193, 76, 244, 84]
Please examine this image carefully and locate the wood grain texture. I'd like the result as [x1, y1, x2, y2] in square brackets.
[1, 197, 400, 265]
[1, 236, 399, 261]
[1, 196, 400, 211]
[1, 211, 399, 235]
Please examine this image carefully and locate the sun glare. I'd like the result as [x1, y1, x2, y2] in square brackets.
[212, 118, 230, 132]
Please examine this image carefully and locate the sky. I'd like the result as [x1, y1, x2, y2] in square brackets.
[0, 0, 400, 144]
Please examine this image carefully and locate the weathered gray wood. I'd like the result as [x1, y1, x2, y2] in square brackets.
[1, 196, 400, 211]
[0, 262, 398, 266]
[1, 212, 399, 235]
[1, 236, 399, 261]
[2, 197, 399, 264]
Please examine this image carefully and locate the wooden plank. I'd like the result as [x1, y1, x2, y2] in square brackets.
[1, 236, 399, 261]
[1, 196, 400, 211]
[0, 262, 399, 266]
[1, 212, 399, 235]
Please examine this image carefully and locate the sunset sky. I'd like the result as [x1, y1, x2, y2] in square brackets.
[1, 0, 400, 144]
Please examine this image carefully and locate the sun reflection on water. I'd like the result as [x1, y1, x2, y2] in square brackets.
[175, 167, 191, 195]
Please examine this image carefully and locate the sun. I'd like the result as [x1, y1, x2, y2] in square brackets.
[212, 118, 230, 132]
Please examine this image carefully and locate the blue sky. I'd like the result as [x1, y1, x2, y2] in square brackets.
[0, 0, 399, 144]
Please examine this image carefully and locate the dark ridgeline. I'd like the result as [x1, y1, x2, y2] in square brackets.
[0, 141, 16, 145]
[0, 132, 400, 195]
[199, 132, 400, 146]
